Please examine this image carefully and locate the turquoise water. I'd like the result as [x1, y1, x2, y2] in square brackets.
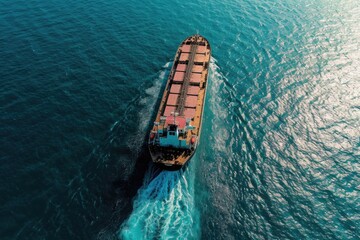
[1, 0, 359, 239]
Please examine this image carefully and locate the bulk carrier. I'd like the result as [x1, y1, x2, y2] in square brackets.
[148, 34, 211, 170]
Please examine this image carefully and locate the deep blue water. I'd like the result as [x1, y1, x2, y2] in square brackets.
[1, 0, 359, 239]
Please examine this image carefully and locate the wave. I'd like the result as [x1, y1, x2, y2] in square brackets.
[118, 164, 199, 240]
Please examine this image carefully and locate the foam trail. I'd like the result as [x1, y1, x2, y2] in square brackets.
[208, 58, 229, 120]
[119, 165, 199, 240]
[208, 58, 224, 92]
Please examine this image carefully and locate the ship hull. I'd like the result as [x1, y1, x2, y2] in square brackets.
[154, 162, 185, 171]
[150, 148, 196, 171]
[148, 34, 211, 170]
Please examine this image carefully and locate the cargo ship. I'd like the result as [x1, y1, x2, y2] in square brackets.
[148, 34, 211, 170]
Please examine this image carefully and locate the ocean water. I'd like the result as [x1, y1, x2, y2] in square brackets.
[1, 0, 359, 239]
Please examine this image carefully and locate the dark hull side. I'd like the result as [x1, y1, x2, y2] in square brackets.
[154, 162, 184, 171]
[152, 150, 195, 171]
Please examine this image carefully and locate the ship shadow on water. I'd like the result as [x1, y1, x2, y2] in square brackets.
[106, 64, 171, 212]
[92, 134, 168, 239]
[88, 62, 194, 239]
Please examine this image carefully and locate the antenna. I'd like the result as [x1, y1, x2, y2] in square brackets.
[171, 112, 179, 125]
